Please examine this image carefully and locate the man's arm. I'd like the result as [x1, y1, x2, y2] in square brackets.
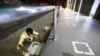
[36, 34, 40, 42]
[17, 33, 28, 52]
[33, 31, 40, 42]
[37, 34, 40, 42]
[18, 44, 28, 52]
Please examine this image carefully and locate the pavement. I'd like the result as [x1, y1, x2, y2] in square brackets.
[41, 7, 100, 56]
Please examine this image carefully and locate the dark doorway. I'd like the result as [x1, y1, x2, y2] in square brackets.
[93, 3, 100, 20]
[75, 0, 81, 11]
[72, 0, 75, 10]
[62, 0, 67, 8]
[80, 0, 94, 16]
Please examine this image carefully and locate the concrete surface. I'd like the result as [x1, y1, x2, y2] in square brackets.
[41, 8, 100, 56]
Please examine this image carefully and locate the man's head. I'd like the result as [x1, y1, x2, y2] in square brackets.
[26, 28, 33, 36]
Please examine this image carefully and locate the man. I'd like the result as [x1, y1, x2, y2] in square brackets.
[17, 28, 40, 54]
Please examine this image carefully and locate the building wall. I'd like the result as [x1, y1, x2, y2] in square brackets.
[72, 0, 99, 17]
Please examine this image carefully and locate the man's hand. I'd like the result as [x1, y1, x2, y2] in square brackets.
[18, 44, 28, 52]
[25, 50, 29, 53]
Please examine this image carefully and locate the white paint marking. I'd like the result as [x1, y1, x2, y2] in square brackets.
[80, 42, 86, 44]
[67, 23, 76, 27]
[72, 41, 76, 47]
[74, 47, 84, 54]
[85, 47, 95, 55]
[72, 41, 95, 55]
[84, 43, 90, 48]
[72, 41, 80, 47]
[72, 41, 84, 54]
[80, 42, 90, 48]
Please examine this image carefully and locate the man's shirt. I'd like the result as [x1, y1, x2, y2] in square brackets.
[17, 31, 39, 50]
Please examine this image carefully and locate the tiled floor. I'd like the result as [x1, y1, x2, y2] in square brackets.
[41, 8, 100, 56]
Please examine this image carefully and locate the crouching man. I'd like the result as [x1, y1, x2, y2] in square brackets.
[17, 28, 40, 56]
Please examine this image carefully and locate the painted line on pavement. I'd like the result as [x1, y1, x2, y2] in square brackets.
[67, 23, 76, 27]
[72, 41, 95, 56]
